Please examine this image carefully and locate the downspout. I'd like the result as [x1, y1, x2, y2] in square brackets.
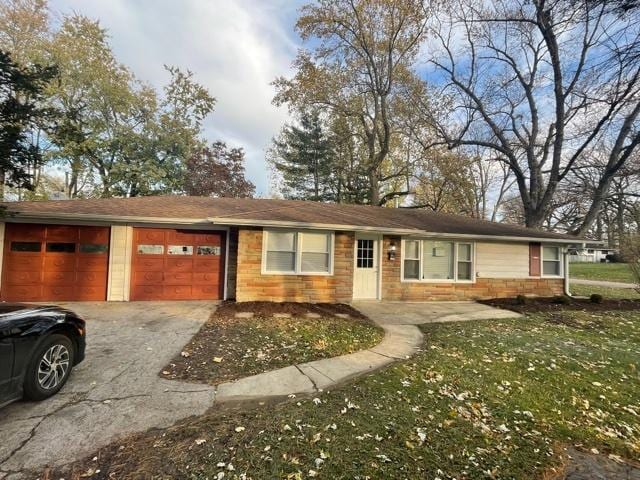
[563, 246, 571, 296]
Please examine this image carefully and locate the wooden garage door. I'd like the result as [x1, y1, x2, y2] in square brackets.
[1, 224, 110, 302]
[131, 228, 224, 301]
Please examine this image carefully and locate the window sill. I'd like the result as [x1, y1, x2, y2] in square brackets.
[401, 279, 476, 284]
[261, 270, 334, 276]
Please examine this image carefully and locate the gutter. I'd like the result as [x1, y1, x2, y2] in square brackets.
[206, 216, 592, 245]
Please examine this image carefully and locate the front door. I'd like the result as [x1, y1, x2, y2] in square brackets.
[353, 234, 380, 299]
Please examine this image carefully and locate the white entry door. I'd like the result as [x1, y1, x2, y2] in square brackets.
[353, 234, 380, 299]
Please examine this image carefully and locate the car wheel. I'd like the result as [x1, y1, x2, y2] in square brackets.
[23, 334, 75, 401]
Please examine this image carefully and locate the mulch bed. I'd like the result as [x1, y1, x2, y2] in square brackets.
[481, 296, 640, 314]
[160, 301, 381, 385]
[213, 300, 368, 319]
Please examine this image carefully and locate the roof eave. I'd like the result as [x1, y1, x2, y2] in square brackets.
[207, 217, 588, 244]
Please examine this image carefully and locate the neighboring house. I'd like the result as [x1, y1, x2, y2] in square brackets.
[0, 196, 583, 303]
[568, 244, 616, 263]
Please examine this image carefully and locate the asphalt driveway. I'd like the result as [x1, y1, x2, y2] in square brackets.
[0, 301, 217, 478]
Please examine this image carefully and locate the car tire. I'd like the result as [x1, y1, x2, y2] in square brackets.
[23, 334, 75, 401]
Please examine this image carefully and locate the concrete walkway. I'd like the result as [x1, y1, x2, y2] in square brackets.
[213, 300, 520, 402]
[570, 278, 637, 289]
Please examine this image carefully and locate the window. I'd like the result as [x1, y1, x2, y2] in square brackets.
[168, 245, 193, 255]
[402, 239, 474, 282]
[263, 230, 333, 274]
[301, 232, 330, 273]
[46, 242, 75, 253]
[11, 241, 41, 252]
[197, 245, 220, 256]
[542, 246, 561, 276]
[457, 243, 473, 280]
[80, 243, 108, 254]
[403, 240, 420, 279]
[137, 244, 164, 255]
[423, 241, 454, 280]
[356, 239, 374, 268]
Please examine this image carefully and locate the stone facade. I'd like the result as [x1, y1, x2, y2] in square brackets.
[380, 235, 564, 301]
[235, 228, 354, 303]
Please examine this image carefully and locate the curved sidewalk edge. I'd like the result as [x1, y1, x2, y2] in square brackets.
[214, 324, 423, 403]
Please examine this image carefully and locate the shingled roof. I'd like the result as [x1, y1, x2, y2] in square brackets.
[0, 196, 584, 243]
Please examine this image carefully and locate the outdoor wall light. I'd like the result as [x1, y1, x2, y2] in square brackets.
[388, 243, 397, 261]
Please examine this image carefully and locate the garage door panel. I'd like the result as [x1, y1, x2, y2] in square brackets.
[4, 254, 41, 271]
[134, 257, 164, 271]
[164, 272, 193, 285]
[77, 271, 107, 284]
[132, 270, 163, 285]
[1, 224, 109, 302]
[193, 258, 220, 272]
[46, 225, 80, 241]
[79, 227, 110, 243]
[192, 272, 220, 284]
[5, 270, 41, 285]
[7, 224, 44, 241]
[42, 285, 75, 301]
[43, 256, 76, 271]
[136, 229, 165, 244]
[193, 284, 219, 298]
[166, 257, 193, 272]
[194, 233, 221, 244]
[3, 285, 42, 300]
[43, 270, 75, 284]
[167, 230, 195, 243]
[131, 285, 163, 300]
[163, 285, 193, 299]
[76, 255, 108, 271]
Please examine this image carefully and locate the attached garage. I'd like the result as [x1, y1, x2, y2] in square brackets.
[131, 227, 224, 301]
[1, 223, 110, 302]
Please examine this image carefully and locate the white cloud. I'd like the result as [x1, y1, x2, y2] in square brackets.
[49, 0, 303, 195]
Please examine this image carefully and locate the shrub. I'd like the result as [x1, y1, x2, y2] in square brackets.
[606, 252, 625, 263]
[515, 294, 528, 305]
[620, 235, 640, 293]
[590, 293, 604, 304]
[552, 295, 571, 305]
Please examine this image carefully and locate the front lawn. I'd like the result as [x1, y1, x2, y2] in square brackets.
[53, 305, 640, 479]
[570, 263, 634, 283]
[570, 283, 640, 300]
[161, 301, 384, 385]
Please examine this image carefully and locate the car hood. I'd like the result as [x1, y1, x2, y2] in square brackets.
[0, 303, 71, 324]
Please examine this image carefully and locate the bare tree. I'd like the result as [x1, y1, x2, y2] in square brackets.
[273, 0, 428, 205]
[427, 0, 640, 233]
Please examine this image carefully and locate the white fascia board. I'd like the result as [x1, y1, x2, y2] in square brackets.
[207, 217, 590, 245]
[5, 212, 212, 225]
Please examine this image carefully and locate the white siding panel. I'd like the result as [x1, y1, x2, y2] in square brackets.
[476, 242, 530, 278]
[107, 225, 133, 301]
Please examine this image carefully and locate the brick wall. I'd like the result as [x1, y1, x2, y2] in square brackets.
[381, 235, 564, 301]
[235, 228, 354, 303]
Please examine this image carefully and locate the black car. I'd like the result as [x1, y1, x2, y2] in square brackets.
[0, 304, 86, 408]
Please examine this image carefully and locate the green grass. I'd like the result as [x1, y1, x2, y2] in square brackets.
[570, 283, 640, 300]
[570, 263, 634, 283]
[60, 309, 640, 479]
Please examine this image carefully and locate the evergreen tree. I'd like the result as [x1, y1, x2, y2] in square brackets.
[0, 49, 56, 197]
[271, 110, 334, 201]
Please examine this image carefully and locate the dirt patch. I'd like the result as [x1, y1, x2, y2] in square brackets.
[563, 447, 640, 480]
[215, 300, 368, 319]
[481, 296, 640, 314]
[160, 301, 383, 385]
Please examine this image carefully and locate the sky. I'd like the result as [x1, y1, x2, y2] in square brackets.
[49, 0, 305, 196]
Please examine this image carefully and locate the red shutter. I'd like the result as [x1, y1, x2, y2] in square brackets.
[529, 242, 541, 277]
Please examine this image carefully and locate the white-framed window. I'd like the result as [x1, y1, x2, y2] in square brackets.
[262, 229, 334, 275]
[401, 238, 474, 282]
[542, 245, 562, 276]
